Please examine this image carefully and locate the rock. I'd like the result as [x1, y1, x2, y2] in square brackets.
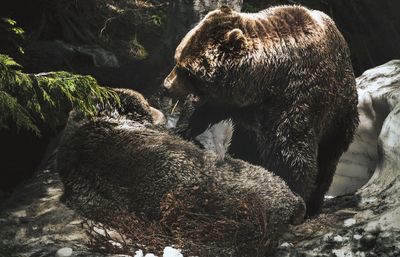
[24, 40, 119, 72]
[329, 60, 400, 196]
[334, 235, 344, 243]
[359, 234, 376, 250]
[134, 250, 144, 257]
[332, 248, 353, 257]
[193, 0, 242, 19]
[76, 45, 119, 67]
[279, 242, 292, 248]
[344, 218, 356, 227]
[56, 247, 73, 257]
[163, 247, 183, 257]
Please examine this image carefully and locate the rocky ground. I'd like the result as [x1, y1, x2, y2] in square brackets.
[0, 134, 107, 257]
[0, 156, 97, 257]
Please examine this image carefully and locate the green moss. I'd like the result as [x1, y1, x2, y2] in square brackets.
[150, 9, 167, 27]
[129, 36, 148, 60]
[0, 54, 120, 136]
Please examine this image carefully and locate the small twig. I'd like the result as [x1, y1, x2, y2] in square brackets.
[99, 17, 117, 39]
[171, 100, 179, 115]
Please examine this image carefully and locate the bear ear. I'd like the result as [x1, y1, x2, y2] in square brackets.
[219, 5, 232, 14]
[223, 28, 247, 51]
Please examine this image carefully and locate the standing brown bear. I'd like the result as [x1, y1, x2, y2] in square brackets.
[163, 5, 359, 215]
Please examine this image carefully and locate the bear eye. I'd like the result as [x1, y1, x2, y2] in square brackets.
[176, 66, 194, 79]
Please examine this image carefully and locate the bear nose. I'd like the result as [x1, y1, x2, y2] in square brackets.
[161, 83, 170, 96]
[161, 78, 173, 96]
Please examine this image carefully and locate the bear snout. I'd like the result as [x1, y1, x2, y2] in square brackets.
[162, 69, 193, 98]
[162, 76, 174, 96]
[162, 70, 181, 97]
[150, 107, 166, 126]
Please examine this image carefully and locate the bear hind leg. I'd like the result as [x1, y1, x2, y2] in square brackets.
[307, 109, 359, 216]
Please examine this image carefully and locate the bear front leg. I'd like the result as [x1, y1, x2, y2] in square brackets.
[259, 108, 319, 216]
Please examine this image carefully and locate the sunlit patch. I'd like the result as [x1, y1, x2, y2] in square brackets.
[195, 119, 234, 161]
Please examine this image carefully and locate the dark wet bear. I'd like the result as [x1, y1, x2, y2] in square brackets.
[163, 5, 359, 215]
[56, 88, 306, 255]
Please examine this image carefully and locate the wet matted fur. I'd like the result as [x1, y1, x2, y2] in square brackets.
[163, 5, 359, 216]
[56, 89, 305, 256]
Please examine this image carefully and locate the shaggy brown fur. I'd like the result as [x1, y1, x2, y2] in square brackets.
[163, 5, 359, 215]
[56, 89, 305, 256]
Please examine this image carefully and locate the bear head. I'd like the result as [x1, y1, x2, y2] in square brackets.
[163, 6, 261, 107]
[113, 88, 166, 126]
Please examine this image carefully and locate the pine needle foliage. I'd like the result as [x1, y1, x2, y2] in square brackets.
[0, 17, 25, 57]
[0, 54, 120, 136]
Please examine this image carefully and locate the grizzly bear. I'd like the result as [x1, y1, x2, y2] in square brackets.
[163, 5, 359, 215]
[56, 88, 305, 255]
